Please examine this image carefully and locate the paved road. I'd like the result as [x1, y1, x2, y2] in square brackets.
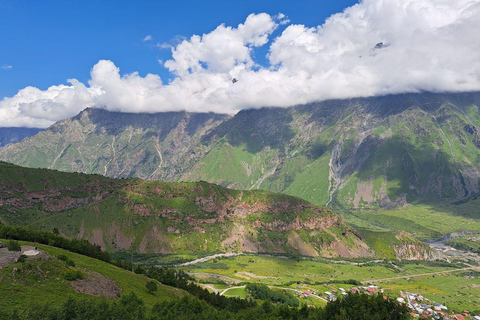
[364, 266, 480, 283]
[220, 286, 245, 296]
[199, 283, 219, 294]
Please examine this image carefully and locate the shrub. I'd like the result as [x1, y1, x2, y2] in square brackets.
[7, 240, 21, 251]
[64, 270, 84, 281]
[145, 280, 158, 294]
[58, 254, 68, 261]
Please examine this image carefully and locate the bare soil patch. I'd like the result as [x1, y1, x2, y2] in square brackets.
[71, 270, 122, 299]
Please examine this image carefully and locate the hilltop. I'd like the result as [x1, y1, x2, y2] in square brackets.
[0, 161, 379, 258]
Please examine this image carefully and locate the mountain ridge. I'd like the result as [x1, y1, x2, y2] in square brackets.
[1, 91, 480, 214]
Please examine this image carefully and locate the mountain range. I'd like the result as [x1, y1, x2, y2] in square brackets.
[2, 91, 479, 215]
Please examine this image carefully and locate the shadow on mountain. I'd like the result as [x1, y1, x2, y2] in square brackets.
[202, 107, 295, 154]
[74, 108, 229, 140]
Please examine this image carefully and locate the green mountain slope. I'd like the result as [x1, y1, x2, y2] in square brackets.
[0, 161, 380, 258]
[2, 92, 479, 215]
[0, 240, 185, 312]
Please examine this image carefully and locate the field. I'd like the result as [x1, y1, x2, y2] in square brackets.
[344, 203, 480, 241]
[173, 254, 480, 312]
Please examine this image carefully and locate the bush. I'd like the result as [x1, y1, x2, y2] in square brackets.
[7, 240, 21, 251]
[58, 254, 68, 261]
[64, 270, 84, 281]
[145, 280, 158, 294]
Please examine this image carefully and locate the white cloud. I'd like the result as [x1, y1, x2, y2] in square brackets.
[2, 1, 480, 128]
[164, 13, 277, 77]
[1, 64, 12, 70]
[143, 35, 153, 42]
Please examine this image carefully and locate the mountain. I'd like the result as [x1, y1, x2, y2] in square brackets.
[2, 92, 479, 214]
[0, 161, 378, 258]
[0, 108, 229, 179]
[0, 127, 42, 147]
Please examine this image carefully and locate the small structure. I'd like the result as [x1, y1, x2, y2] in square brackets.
[0, 241, 3, 248]
[367, 287, 377, 294]
[327, 294, 337, 302]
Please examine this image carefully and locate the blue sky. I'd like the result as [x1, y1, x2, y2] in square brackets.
[1, 0, 478, 128]
[0, 0, 358, 98]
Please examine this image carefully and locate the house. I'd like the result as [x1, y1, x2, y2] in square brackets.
[327, 294, 337, 302]
[367, 287, 377, 294]
[351, 287, 360, 293]
[302, 291, 310, 297]
[397, 297, 405, 304]
[454, 316, 465, 320]
[473, 316, 480, 320]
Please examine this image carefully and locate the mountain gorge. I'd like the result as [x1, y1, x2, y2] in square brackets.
[2, 91, 480, 214]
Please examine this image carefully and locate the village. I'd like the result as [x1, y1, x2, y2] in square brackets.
[291, 281, 479, 320]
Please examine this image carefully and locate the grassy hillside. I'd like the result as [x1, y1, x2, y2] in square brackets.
[0, 161, 377, 259]
[0, 240, 185, 312]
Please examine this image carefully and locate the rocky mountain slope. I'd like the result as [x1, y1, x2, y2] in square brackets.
[2, 92, 479, 213]
[0, 161, 379, 258]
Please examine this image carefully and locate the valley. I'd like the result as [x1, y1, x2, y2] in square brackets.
[1, 91, 480, 316]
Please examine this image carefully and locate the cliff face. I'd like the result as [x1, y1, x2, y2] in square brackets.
[2, 92, 480, 214]
[0, 161, 374, 258]
[393, 233, 445, 261]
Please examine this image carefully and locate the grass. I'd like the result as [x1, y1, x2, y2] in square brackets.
[222, 287, 248, 298]
[179, 254, 479, 312]
[345, 204, 480, 241]
[0, 239, 185, 312]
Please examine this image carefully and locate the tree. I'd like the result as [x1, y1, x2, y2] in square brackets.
[146, 280, 158, 294]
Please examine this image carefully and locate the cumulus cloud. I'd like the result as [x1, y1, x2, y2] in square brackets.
[143, 35, 153, 42]
[2, 1, 480, 128]
[1, 64, 12, 70]
[164, 13, 277, 77]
